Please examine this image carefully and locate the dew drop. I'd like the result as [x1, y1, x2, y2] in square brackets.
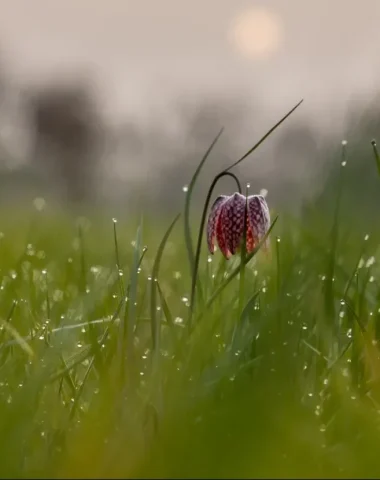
[182, 185, 189, 192]
[366, 256, 375, 268]
[33, 197, 46, 211]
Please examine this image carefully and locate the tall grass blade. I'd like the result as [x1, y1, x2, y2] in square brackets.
[371, 140, 380, 177]
[184, 128, 224, 274]
[150, 214, 180, 352]
[226, 99, 303, 172]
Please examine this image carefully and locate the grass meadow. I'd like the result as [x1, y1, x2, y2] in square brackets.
[1, 101, 380, 478]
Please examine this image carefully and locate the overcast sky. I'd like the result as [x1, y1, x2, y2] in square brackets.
[0, 0, 379, 132]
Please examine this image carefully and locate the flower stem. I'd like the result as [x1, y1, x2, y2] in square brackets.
[238, 189, 249, 318]
[189, 171, 242, 332]
[232, 188, 249, 348]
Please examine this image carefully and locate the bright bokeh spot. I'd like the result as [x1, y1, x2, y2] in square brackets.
[229, 7, 283, 59]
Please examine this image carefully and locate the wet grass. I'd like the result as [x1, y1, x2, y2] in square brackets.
[1, 104, 380, 478]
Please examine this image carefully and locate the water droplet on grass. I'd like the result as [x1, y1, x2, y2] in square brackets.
[33, 197, 46, 211]
[366, 256, 375, 268]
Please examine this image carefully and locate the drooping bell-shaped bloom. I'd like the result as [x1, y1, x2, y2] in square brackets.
[207, 192, 270, 259]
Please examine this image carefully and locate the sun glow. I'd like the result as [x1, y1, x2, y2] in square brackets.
[229, 7, 283, 59]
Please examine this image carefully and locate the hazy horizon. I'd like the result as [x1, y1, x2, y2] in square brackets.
[0, 0, 379, 131]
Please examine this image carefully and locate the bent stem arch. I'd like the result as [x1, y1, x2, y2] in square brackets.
[188, 171, 242, 331]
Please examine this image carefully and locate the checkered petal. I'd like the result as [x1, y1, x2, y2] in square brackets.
[247, 195, 271, 250]
[216, 203, 231, 259]
[207, 195, 228, 254]
[221, 193, 246, 255]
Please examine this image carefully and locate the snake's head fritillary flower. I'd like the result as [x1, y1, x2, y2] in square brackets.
[207, 192, 270, 259]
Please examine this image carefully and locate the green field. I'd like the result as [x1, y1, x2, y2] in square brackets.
[1, 103, 380, 478]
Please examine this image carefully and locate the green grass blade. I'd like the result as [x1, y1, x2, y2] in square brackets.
[240, 289, 262, 324]
[156, 281, 174, 329]
[126, 222, 143, 351]
[226, 99, 303, 172]
[150, 214, 180, 352]
[184, 128, 224, 274]
[371, 140, 380, 177]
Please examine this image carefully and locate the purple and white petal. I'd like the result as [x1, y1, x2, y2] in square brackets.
[222, 193, 246, 255]
[247, 195, 271, 248]
[207, 195, 228, 254]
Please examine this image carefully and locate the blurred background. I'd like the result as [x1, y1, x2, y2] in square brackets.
[0, 0, 379, 216]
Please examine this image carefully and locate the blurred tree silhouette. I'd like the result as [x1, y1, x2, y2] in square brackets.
[30, 81, 104, 205]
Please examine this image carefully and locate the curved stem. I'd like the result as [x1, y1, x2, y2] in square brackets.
[188, 171, 242, 332]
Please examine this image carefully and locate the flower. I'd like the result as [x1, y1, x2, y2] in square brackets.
[207, 192, 270, 259]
